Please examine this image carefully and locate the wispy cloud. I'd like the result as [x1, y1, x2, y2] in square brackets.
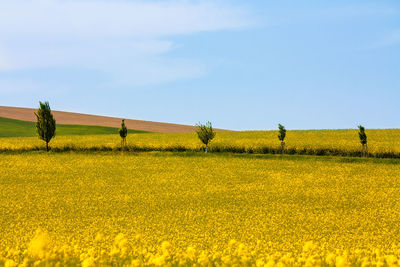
[0, 0, 255, 87]
[0, 0, 253, 39]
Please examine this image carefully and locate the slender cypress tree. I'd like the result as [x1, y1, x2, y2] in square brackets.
[358, 125, 367, 157]
[278, 124, 286, 154]
[35, 101, 56, 152]
[119, 119, 128, 152]
[196, 121, 216, 153]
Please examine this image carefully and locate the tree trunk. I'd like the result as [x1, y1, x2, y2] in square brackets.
[281, 142, 285, 155]
[46, 141, 49, 152]
[121, 138, 124, 152]
[361, 144, 365, 157]
[205, 146, 208, 153]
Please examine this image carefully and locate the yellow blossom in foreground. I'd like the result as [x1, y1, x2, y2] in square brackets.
[27, 229, 51, 260]
[0, 152, 400, 266]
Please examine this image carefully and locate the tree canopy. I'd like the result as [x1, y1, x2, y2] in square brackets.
[196, 121, 216, 152]
[35, 101, 56, 151]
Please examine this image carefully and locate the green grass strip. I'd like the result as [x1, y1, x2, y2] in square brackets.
[0, 116, 149, 137]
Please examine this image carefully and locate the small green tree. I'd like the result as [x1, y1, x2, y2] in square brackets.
[358, 125, 367, 157]
[35, 101, 56, 152]
[196, 121, 216, 153]
[119, 119, 128, 152]
[278, 124, 286, 154]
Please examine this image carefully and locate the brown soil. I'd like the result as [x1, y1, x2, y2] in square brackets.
[0, 106, 200, 133]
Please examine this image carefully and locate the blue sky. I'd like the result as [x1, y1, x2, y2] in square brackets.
[0, 0, 399, 130]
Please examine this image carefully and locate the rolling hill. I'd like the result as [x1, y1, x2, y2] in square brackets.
[0, 106, 197, 133]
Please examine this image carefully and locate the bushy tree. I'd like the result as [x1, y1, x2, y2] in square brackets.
[278, 124, 286, 154]
[35, 101, 56, 152]
[196, 121, 216, 153]
[119, 119, 128, 152]
[358, 125, 367, 157]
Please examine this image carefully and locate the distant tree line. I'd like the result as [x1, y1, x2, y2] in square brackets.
[34, 101, 369, 157]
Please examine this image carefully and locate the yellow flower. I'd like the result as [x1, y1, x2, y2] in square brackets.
[27, 229, 51, 260]
[302, 241, 316, 253]
[94, 233, 104, 243]
[114, 233, 127, 248]
[336, 255, 348, 267]
[150, 255, 166, 266]
[161, 241, 171, 253]
[4, 259, 17, 267]
[130, 259, 141, 266]
[256, 259, 265, 267]
[325, 252, 336, 265]
[186, 246, 196, 260]
[197, 251, 209, 265]
[265, 259, 275, 267]
[81, 257, 95, 267]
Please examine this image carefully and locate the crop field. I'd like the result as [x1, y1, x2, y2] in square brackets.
[1, 152, 400, 266]
[1, 128, 400, 157]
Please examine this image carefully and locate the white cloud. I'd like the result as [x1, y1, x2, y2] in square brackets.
[0, 0, 253, 39]
[0, 0, 255, 86]
[3, 39, 175, 70]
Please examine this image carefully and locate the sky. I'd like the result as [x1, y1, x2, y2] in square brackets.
[0, 0, 399, 130]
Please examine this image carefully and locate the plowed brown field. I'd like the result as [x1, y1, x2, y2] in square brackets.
[0, 106, 198, 133]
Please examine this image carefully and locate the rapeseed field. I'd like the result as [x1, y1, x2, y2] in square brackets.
[1, 129, 400, 157]
[1, 152, 400, 266]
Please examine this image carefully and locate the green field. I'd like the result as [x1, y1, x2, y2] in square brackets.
[0, 116, 148, 137]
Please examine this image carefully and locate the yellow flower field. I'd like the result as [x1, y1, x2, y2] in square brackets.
[1, 152, 400, 265]
[1, 128, 400, 157]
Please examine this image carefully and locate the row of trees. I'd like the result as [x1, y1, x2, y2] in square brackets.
[194, 123, 368, 157]
[34, 101, 368, 157]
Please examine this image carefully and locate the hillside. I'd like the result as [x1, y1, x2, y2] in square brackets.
[0, 117, 147, 137]
[0, 106, 197, 133]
